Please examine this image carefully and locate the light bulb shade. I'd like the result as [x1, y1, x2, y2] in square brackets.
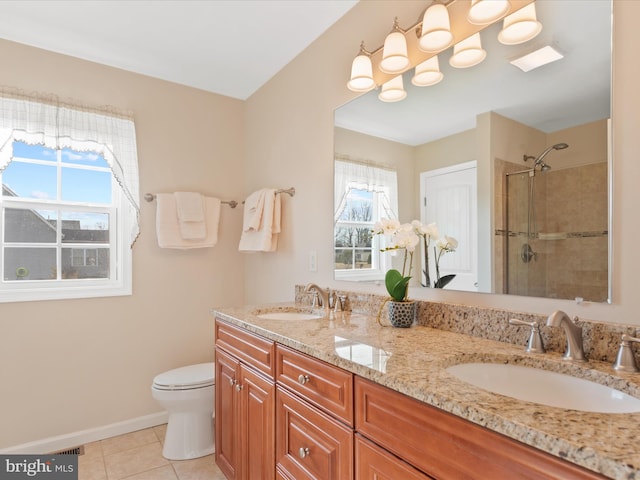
[347, 54, 375, 92]
[449, 33, 487, 68]
[467, 0, 511, 25]
[419, 4, 454, 52]
[498, 3, 542, 45]
[380, 31, 410, 74]
[412, 56, 444, 87]
[378, 76, 407, 102]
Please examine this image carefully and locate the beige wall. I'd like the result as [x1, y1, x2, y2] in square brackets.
[0, 40, 245, 448]
[244, 0, 639, 323]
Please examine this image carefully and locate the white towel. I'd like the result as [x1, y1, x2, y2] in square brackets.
[239, 189, 281, 252]
[174, 192, 206, 240]
[242, 189, 267, 232]
[156, 194, 221, 249]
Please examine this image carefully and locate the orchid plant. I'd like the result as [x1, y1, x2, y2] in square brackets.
[372, 219, 458, 301]
[413, 221, 459, 289]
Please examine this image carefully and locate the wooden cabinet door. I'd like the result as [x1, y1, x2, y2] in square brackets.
[216, 348, 241, 480]
[276, 386, 353, 480]
[355, 435, 434, 480]
[239, 364, 275, 480]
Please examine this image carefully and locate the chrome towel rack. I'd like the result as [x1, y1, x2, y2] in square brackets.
[144, 187, 295, 209]
[144, 193, 238, 208]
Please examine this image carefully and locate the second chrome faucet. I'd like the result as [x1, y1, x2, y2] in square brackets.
[304, 283, 347, 314]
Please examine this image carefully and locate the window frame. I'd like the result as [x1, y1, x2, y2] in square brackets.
[334, 184, 392, 282]
[0, 144, 133, 303]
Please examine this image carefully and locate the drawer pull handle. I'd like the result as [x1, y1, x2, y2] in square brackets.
[297, 374, 310, 385]
[298, 447, 310, 459]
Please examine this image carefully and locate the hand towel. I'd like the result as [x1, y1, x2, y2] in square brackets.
[242, 189, 267, 232]
[268, 193, 282, 252]
[174, 192, 206, 240]
[239, 189, 280, 252]
[156, 194, 221, 249]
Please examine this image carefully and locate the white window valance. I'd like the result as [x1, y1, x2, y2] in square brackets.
[334, 158, 398, 224]
[0, 88, 140, 245]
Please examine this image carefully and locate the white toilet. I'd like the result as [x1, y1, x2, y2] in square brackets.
[151, 362, 215, 460]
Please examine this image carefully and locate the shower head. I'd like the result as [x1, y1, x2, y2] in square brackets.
[523, 143, 569, 171]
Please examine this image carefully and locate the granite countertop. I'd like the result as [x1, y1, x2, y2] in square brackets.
[212, 303, 640, 479]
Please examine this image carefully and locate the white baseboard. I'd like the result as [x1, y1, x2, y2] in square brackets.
[0, 411, 169, 454]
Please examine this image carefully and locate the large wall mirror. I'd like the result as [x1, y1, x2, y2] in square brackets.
[333, 0, 611, 302]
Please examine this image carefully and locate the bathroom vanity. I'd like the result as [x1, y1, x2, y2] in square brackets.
[213, 304, 640, 479]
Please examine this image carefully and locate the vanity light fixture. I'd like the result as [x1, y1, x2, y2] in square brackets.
[347, 0, 542, 101]
[418, 3, 454, 52]
[412, 55, 444, 86]
[347, 42, 375, 92]
[449, 33, 487, 68]
[510, 45, 563, 72]
[467, 0, 511, 25]
[498, 3, 542, 45]
[380, 18, 410, 74]
[378, 75, 407, 102]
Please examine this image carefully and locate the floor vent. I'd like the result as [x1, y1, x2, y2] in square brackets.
[51, 445, 85, 456]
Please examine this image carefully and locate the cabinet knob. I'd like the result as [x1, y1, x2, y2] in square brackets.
[229, 378, 236, 386]
[235, 383, 243, 392]
[298, 447, 310, 459]
[297, 374, 310, 385]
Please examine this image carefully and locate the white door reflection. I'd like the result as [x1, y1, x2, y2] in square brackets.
[334, 336, 392, 373]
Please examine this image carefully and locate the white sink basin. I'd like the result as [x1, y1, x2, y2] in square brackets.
[256, 312, 322, 321]
[446, 362, 640, 413]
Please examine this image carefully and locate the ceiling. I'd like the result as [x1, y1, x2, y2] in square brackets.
[335, 0, 612, 146]
[0, 0, 358, 100]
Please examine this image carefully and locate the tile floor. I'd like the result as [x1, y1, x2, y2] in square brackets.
[78, 424, 227, 480]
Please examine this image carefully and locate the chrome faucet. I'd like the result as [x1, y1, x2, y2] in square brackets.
[546, 310, 586, 361]
[304, 283, 331, 313]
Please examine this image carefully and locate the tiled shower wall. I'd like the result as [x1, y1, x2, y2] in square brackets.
[495, 160, 608, 302]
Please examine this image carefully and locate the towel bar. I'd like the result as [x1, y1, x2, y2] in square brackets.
[144, 193, 238, 208]
[240, 187, 296, 205]
[275, 187, 295, 197]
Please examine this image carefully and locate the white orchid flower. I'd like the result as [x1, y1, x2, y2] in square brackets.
[437, 235, 458, 253]
[423, 223, 439, 240]
[392, 229, 420, 252]
[411, 220, 439, 240]
[373, 218, 401, 235]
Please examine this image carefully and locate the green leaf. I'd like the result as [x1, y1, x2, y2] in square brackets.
[434, 274, 456, 289]
[385, 269, 411, 301]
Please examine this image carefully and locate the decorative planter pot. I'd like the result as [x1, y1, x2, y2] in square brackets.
[388, 300, 416, 328]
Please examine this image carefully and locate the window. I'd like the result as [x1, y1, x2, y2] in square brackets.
[334, 188, 379, 273]
[334, 160, 398, 281]
[0, 91, 139, 302]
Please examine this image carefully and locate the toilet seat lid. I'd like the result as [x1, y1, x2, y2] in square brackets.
[153, 363, 215, 390]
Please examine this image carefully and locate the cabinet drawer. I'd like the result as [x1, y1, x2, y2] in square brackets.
[355, 377, 606, 480]
[215, 319, 275, 378]
[276, 386, 353, 480]
[276, 345, 353, 425]
[355, 434, 434, 480]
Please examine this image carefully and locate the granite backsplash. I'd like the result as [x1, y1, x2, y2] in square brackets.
[295, 285, 639, 365]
